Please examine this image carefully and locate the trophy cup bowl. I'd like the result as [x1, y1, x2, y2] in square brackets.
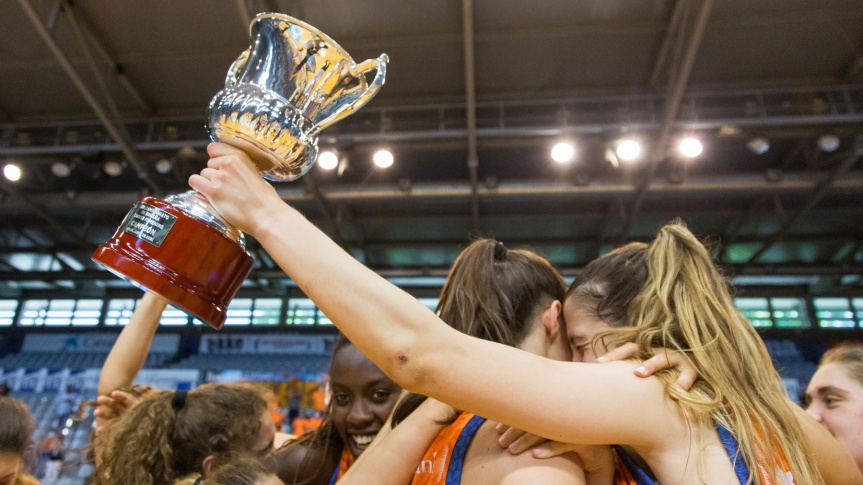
[92, 13, 388, 328]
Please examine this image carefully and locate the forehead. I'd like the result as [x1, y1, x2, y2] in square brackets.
[562, 299, 607, 335]
[808, 362, 863, 393]
[330, 345, 391, 386]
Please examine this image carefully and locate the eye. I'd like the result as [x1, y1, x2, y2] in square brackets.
[824, 396, 841, 408]
[371, 389, 393, 402]
[332, 392, 350, 406]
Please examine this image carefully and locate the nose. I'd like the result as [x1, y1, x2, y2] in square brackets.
[805, 402, 822, 423]
[346, 399, 373, 428]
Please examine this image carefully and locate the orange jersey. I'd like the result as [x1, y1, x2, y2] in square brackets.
[329, 447, 354, 485]
[411, 413, 485, 485]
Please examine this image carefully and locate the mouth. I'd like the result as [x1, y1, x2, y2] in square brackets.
[348, 432, 378, 450]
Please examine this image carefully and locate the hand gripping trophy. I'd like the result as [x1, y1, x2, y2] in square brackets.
[92, 14, 388, 328]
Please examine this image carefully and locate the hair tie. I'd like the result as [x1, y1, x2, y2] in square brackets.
[493, 241, 508, 261]
[172, 390, 188, 411]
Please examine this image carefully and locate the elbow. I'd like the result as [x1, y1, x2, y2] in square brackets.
[386, 347, 437, 396]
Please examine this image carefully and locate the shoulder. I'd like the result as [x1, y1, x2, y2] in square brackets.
[463, 420, 586, 485]
[272, 442, 340, 485]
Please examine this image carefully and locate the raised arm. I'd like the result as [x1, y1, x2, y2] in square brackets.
[189, 143, 673, 449]
[95, 292, 168, 426]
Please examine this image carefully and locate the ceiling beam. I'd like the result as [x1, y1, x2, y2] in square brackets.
[619, 0, 714, 243]
[15, 0, 160, 193]
[0, 180, 93, 250]
[60, 0, 153, 113]
[742, 134, 863, 267]
[462, 0, 480, 234]
[649, 0, 689, 88]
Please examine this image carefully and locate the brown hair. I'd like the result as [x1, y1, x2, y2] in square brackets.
[393, 238, 566, 425]
[201, 455, 280, 485]
[820, 342, 863, 385]
[0, 396, 35, 455]
[566, 221, 822, 485]
[93, 382, 268, 485]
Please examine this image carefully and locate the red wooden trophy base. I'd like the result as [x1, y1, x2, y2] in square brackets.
[92, 196, 253, 329]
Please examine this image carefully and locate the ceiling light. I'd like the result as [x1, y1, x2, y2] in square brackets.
[817, 134, 840, 153]
[318, 150, 338, 170]
[678, 137, 703, 158]
[51, 161, 72, 178]
[3, 164, 22, 182]
[550, 142, 575, 164]
[103, 160, 124, 177]
[373, 149, 394, 168]
[155, 158, 173, 175]
[746, 137, 770, 155]
[616, 139, 642, 162]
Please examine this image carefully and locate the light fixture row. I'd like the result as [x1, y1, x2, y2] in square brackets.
[551, 136, 701, 165]
[316, 148, 395, 171]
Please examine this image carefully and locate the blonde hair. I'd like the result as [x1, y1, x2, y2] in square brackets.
[93, 383, 268, 485]
[819, 342, 863, 386]
[568, 221, 822, 485]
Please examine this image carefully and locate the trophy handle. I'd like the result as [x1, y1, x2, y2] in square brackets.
[225, 49, 250, 87]
[310, 54, 388, 135]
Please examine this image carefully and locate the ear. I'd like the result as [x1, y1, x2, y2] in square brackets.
[541, 300, 563, 342]
[201, 454, 218, 477]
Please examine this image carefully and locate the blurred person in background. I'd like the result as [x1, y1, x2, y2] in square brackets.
[0, 396, 39, 485]
[806, 342, 863, 476]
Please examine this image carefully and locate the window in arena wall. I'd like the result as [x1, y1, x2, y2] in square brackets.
[734, 297, 773, 327]
[813, 297, 856, 328]
[72, 299, 102, 326]
[853, 298, 863, 328]
[0, 300, 18, 326]
[286, 298, 317, 325]
[770, 298, 810, 328]
[251, 298, 281, 325]
[17, 299, 100, 326]
[160, 304, 190, 325]
[104, 299, 137, 326]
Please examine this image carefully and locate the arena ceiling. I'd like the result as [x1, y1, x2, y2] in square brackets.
[0, 0, 861, 298]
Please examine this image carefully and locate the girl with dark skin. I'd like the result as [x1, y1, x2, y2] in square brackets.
[272, 336, 401, 485]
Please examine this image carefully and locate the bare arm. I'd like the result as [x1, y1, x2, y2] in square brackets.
[190, 143, 674, 449]
[96, 292, 168, 426]
[791, 403, 863, 485]
[338, 398, 452, 485]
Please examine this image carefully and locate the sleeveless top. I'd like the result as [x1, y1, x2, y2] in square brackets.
[328, 447, 354, 485]
[411, 413, 486, 485]
[613, 424, 796, 485]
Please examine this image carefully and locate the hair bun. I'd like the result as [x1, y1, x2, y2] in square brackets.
[494, 241, 508, 260]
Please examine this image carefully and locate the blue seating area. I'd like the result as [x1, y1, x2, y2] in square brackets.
[0, 351, 172, 370]
[169, 353, 331, 373]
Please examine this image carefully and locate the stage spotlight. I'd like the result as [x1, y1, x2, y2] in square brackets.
[746, 137, 770, 155]
[616, 139, 641, 162]
[103, 160, 124, 177]
[3, 163, 22, 182]
[550, 142, 575, 164]
[155, 158, 173, 175]
[51, 162, 72, 178]
[318, 150, 338, 170]
[373, 149, 394, 168]
[678, 137, 703, 158]
[817, 134, 840, 153]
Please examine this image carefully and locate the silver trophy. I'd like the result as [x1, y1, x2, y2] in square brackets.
[93, 14, 388, 328]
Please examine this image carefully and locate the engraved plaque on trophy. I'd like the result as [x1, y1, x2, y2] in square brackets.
[93, 14, 388, 328]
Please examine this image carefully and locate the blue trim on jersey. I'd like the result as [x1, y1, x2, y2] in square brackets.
[718, 425, 751, 484]
[613, 445, 657, 485]
[445, 414, 487, 485]
[615, 425, 751, 485]
[329, 465, 339, 485]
